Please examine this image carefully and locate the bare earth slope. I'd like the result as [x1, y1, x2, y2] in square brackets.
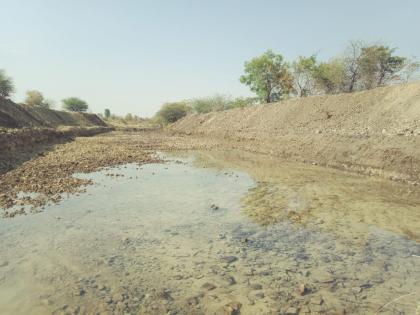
[170, 82, 420, 183]
[0, 96, 106, 129]
[0, 97, 111, 173]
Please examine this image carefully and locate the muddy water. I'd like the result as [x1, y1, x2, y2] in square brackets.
[0, 151, 419, 315]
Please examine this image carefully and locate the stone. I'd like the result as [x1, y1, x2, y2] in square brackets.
[220, 256, 238, 264]
[285, 307, 299, 315]
[210, 204, 220, 211]
[0, 261, 9, 268]
[112, 293, 125, 303]
[223, 301, 242, 315]
[186, 296, 199, 306]
[298, 283, 309, 295]
[201, 282, 216, 291]
[310, 296, 324, 305]
[249, 283, 263, 290]
[249, 291, 265, 300]
[223, 275, 236, 286]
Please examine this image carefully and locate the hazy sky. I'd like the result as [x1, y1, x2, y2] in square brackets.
[1, 0, 419, 117]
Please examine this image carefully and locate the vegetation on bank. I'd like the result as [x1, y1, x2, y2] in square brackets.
[99, 109, 155, 128]
[154, 41, 419, 125]
[62, 97, 89, 112]
[1, 40, 419, 126]
[0, 70, 14, 98]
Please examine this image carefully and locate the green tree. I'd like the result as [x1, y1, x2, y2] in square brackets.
[191, 94, 230, 113]
[155, 101, 191, 125]
[62, 97, 89, 112]
[313, 59, 346, 94]
[0, 70, 15, 98]
[358, 45, 406, 89]
[104, 108, 111, 118]
[240, 50, 294, 103]
[292, 55, 317, 97]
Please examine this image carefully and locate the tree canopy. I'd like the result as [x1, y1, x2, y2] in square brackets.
[62, 97, 89, 112]
[292, 55, 317, 97]
[0, 70, 15, 98]
[240, 50, 294, 103]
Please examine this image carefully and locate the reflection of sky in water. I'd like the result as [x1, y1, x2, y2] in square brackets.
[0, 152, 419, 315]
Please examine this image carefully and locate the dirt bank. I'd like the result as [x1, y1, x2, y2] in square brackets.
[0, 96, 106, 129]
[170, 82, 420, 184]
[0, 96, 113, 173]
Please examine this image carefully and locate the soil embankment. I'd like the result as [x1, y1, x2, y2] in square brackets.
[170, 82, 420, 184]
[0, 96, 112, 172]
[0, 96, 106, 129]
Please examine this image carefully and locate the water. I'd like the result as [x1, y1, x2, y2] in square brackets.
[0, 151, 419, 315]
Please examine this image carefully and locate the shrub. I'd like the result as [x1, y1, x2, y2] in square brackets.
[155, 102, 191, 125]
[0, 70, 14, 98]
[62, 97, 89, 112]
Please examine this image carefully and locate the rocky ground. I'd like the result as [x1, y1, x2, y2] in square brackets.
[2, 129, 420, 219]
[0, 131, 163, 217]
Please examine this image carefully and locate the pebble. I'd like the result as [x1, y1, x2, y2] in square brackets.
[0, 261, 9, 268]
[220, 256, 238, 264]
[112, 293, 125, 302]
[298, 283, 309, 295]
[249, 283, 263, 290]
[201, 282, 216, 291]
[310, 296, 324, 305]
[223, 301, 242, 315]
[222, 275, 236, 286]
[285, 307, 299, 315]
[249, 291, 265, 300]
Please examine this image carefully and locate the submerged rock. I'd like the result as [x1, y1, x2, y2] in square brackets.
[223, 301, 242, 315]
[220, 256, 238, 264]
[201, 282, 216, 291]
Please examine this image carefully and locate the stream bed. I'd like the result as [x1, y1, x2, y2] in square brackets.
[0, 150, 419, 315]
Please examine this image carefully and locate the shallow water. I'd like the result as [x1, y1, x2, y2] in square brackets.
[0, 151, 419, 315]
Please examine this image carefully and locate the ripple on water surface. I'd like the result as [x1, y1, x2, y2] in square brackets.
[0, 151, 419, 315]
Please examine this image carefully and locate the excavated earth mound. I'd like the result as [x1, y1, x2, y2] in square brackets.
[170, 82, 420, 183]
[0, 97, 111, 172]
[0, 96, 106, 129]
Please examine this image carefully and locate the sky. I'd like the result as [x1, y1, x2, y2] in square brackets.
[1, 0, 419, 117]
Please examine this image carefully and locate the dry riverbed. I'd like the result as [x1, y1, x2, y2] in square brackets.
[0, 131, 419, 315]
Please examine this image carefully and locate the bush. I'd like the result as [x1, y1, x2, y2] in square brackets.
[62, 97, 89, 112]
[225, 97, 259, 109]
[155, 102, 191, 125]
[191, 94, 231, 113]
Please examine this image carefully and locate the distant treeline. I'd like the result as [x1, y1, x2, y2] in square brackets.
[0, 70, 90, 113]
[155, 40, 419, 125]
